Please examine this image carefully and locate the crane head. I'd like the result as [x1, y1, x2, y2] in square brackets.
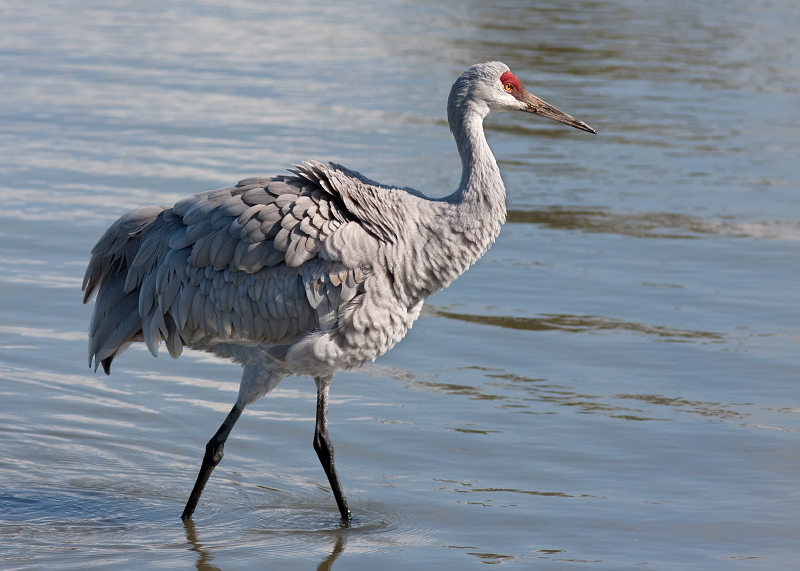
[498, 69, 596, 134]
[449, 62, 596, 134]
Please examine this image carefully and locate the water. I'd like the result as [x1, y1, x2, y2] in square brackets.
[1, 0, 799, 568]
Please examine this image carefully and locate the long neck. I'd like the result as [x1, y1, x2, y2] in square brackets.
[389, 105, 507, 303]
[444, 104, 507, 259]
[450, 106, 506, 209]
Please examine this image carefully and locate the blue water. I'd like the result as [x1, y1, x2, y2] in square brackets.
[1, 0, 799, 569]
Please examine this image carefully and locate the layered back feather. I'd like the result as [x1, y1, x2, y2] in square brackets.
[85, 164, 361, 372]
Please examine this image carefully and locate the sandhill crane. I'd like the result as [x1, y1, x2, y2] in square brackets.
[82, 61, 595, 522]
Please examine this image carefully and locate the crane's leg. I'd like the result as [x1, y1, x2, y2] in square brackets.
[313, 375, 351, 521]
[181, 404, 243, 520]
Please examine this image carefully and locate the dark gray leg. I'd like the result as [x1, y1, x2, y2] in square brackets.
[182, 404, 243, 520]
[313, 377, 351, 521]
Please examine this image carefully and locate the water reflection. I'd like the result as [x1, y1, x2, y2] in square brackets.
[316, 534, 346, 571]
[466, 551, 520, 564]
[184, 519, 222, 571]
[508, 207, 800, 240]
[183, 518, 347, 571]
[462, 0, 794, 94]
[429, 307, 724, 341]
[434, 479, 593, 499]
[409, 371, 751, 423]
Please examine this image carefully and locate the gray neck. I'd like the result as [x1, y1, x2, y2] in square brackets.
[390, 104, 507, 303]
[449, 105, 505, 206]
[446, 102, 507, 247]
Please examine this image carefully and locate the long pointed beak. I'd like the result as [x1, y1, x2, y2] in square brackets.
[521, 90, 596, 134]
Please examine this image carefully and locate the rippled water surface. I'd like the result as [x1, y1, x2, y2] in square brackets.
[1, 0, 799, 569]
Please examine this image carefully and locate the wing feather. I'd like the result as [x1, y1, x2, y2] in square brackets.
[85, 162, 403, 367]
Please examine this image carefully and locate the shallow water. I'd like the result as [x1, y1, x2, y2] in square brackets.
[1, 0, 799, 569]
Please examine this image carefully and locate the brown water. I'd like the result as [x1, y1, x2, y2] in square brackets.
[1, 0, 799, 569]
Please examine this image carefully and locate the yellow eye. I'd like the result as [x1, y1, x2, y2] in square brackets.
[504, 83, 514, 91]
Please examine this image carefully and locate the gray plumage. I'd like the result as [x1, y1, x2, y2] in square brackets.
[82, 61, 595, 522]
